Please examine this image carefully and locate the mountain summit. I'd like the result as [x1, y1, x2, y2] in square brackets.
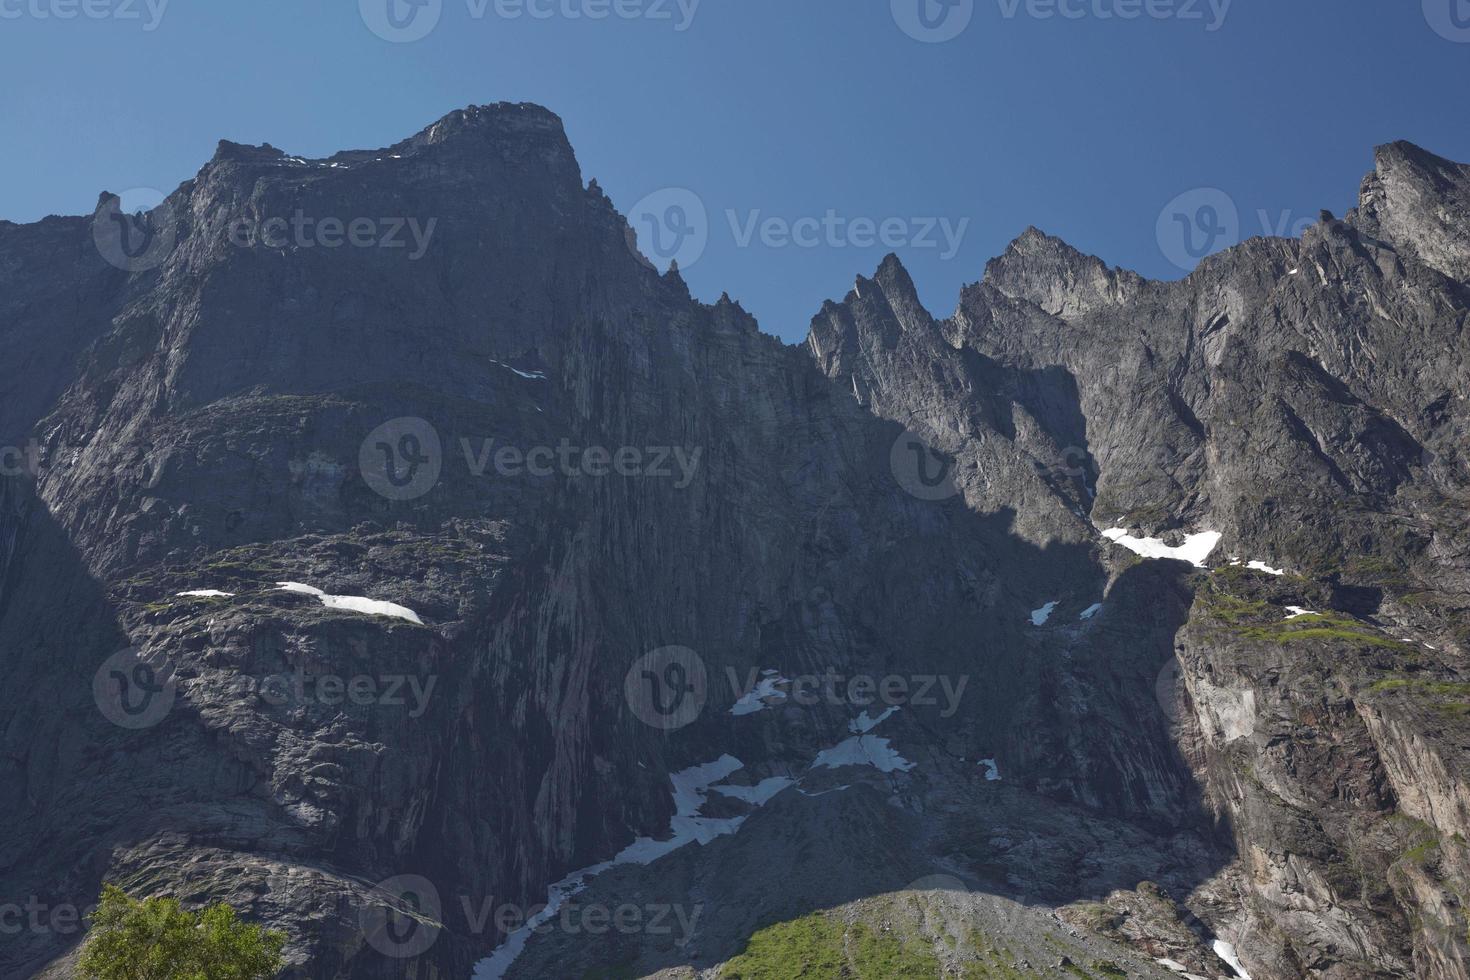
[3, 107, 1469, 979]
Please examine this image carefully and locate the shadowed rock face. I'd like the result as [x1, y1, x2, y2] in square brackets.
[1, 103, 1468, 979]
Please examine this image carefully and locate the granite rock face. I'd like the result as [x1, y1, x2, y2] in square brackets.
[1, 104, 1468, 979]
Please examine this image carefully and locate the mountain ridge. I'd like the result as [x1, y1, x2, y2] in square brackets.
[2, 103, 1469, 979]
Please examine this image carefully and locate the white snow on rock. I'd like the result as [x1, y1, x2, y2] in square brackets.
[812, 703, 915, 772]
[274, 583, 423, 625]
[1029, 601, 1059, 626]
[1156, 959, 1209, 980]
[849, 706, 898, 733]
[1246, 560, 1286, 576]
[614, 755, 749, 864]
[474, 754, 781, 980]
[491, 359, 547, 380]
[1079, 602, 1103, 620]
[1213, 939, 1252, 979]
[1284, 606, 1317, 619]
[979, 758, 1001, 781]
[1101, 529, 1221, 567]
[731, 673, 788, 716]
[813, 735, 915, 773]
[711, 777, 795, 806]
[176, 590, 235, 598]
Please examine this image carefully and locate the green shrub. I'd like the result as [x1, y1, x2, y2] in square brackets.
[77, 884, 286, 980]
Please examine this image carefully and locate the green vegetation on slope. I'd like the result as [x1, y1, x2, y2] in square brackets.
[77, 884, 286, 980]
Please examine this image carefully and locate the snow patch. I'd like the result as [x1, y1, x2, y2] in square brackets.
[1079, 602, 1103, 620]
[1284, 606, 1317, 619]
[711, 777, 795, 806]
[275, 583, 423, 625]
[1213, 939, 1252, 979]
[979, 758, 1001, 781]
[474, 754, 780, 979]
[849, 706, 898, 734]
[812, 735, 915, 773]
[491, 359, 547, 380]
[1029, 601, 1058, 626]
[1101, 528, 1221, 567]
[1156, 960, 1209, 980]
[731, 673, 788, 716]
[176, 590, 235, 598]
[1245, 560, 1286, 576]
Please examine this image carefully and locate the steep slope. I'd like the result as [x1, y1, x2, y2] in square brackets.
[0, 105, 1468, 980]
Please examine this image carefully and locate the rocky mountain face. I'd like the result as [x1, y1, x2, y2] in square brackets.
[1, 104, 1468, 979]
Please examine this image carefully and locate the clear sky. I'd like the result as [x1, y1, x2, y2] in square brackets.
[3, 0, 1467, 341]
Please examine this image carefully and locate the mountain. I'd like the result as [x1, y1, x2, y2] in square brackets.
[2, 103, 1469, 980]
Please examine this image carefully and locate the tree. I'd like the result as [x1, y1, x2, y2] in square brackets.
[76, 884, 287, 980]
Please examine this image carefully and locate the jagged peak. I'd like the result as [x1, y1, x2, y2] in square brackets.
[1373, 139, 1465, 178]
[210, 140, 287, 164]
[412, 101, 567, 148]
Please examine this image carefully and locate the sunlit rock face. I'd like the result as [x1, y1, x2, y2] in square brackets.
[2, 104, 1469, 979]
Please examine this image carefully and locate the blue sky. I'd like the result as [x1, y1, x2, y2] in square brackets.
[2, 0, 1467, 341]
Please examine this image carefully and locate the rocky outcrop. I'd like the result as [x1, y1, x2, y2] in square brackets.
[1, 104, 1469, 979]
